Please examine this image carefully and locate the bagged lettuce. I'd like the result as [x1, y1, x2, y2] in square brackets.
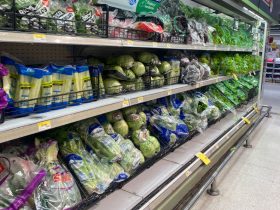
[73, 118, 122, 162]
[0, 154, 46, 209]
[60, 132, 112, 194]
[48, 64, 73, 109]
[34, 139, 82, 210]
[35, 67, 53, 112]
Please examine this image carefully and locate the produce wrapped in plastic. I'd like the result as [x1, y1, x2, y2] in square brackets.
[60, 132, 112, 194]
[73, 118, 122, 162]
[150, 113, 189, 146]
[48, 64, 74, 109]
[49, 0, 76, 33]
[35, 67, 53, 113]
[34, 139, 82, 210]
[131, 128, 160, 158]
[181, 59, 201, 84]
[3, 61, 44, 116]
[73, 1, 103, 35]
[15, 0, 50, 30]
[0, 154, 46, 209]
[112, 134, 144, 173]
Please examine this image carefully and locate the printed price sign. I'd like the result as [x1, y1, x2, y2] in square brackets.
[137, 96, 144, 103]
[167, 90, 173, 96]
[122, 99, 130, 107]
[232, 74, 238, 81]
[242, 117, 251, 124]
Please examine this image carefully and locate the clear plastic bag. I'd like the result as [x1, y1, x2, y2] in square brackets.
[34, 139, 82, 210]
[60, 132, 112, 194]
[0, 154, 46, 210]
[73, 118, 122, 162]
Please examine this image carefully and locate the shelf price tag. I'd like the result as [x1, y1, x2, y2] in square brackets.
[122, 99, 130, 107]
[33, 33, 46, 42]
[137, 96, 144, 103]
[38, 120, 52, 131]
[167, 90, 173, 96]
[126, 40, 134, 46]
[195, 83, 200, 89]
[196, 152, 211, 165]
[232, 74, 238, 81]
[152, 42, 158, 47]
[242, 117, 251, 125]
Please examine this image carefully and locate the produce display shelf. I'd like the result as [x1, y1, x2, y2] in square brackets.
[0, 31, 253, 52]
[90, 102, 257, 210]
[0, 76, 230, 143]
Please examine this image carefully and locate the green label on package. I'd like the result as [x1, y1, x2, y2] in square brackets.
[98, 0, 162, 13]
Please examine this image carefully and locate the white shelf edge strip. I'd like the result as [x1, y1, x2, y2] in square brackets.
[0, 76, 230, 143]
[0, 31, 252, 52]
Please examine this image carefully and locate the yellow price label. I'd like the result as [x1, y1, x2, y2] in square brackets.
[167, 90, 173, 96]
[137, 96, 144, 103]
[185, 170, 192, 177]
[122, 99, 130, 107]
[233, 74, 238, 81]
[33, 33, 46, 41]
[127, 40, 134, 46]
[196, 152, 211, 165]
[166, 43, 171, 48]
[152, 42, 158, 47]
[242, 117, 251, 124]
[253, 104, 259, 113]
[38, 120, 52, 131]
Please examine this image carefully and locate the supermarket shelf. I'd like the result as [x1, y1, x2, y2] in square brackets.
[90, 102, 258, 210]
[0, 31, 253, 52]
[0, 76, 230, 143]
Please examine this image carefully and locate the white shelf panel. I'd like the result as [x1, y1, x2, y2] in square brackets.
[0, 31, 252, 52]
[0, 76, 230, 143]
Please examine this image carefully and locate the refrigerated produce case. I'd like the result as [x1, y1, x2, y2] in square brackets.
[0, 0, 270, 210]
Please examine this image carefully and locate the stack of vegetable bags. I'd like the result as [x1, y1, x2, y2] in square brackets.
[1, 55, 45, 116]
[97, 112, 145, 173]
[137, 52, 165, 88]
[181, 58, 211, 84]
[0, 63, 8, 120]
[144, 101, 189, 146]
[214, 83, 241, 106]
[103, 54, 146, 95]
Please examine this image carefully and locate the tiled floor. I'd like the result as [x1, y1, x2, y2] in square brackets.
[191, 83, 280, 210]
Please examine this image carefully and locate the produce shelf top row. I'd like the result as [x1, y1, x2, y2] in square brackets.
[0, 0, 257, 49]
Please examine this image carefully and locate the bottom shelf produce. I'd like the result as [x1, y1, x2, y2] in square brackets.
[0, 75, 259, 210]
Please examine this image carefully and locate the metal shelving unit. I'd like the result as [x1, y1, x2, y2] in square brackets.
[265, 61, 280, 82]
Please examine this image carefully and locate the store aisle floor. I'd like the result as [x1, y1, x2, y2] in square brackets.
[190, 83, 280, 210]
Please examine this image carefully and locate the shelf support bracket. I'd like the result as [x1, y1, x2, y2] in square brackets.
[243, 138, 253, 148]
[207, 179, 220, 196]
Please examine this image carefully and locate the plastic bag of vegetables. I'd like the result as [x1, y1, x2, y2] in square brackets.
[73, 118, 122, 162]
[0, 154, 46, 210]
[132, 128, 160, 158]
[35, 67, 53, 113]
[49, 0, 76, 33]
[15, 0, 50, 31]
[33, 139, 82, 210]
[181, 59, 201, 84]
[149, 113, 189, 146]
[60, 132, 112, 194]
[73, 0, 103, 35]
[48, 64, 74, 109]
